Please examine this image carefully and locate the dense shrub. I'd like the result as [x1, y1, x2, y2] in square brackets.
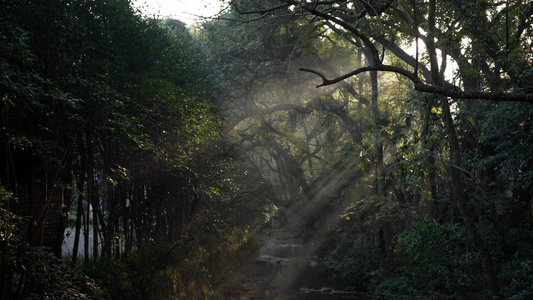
[82, 227, 259, 299]
[374, 220, 485, 300]
[324, 232, 380, 291]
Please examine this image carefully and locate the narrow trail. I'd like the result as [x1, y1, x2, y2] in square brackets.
[227, 232, 368, 299]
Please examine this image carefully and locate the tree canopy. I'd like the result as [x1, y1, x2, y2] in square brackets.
[1, 0, 533, 299]
[201, 0, 533, 298]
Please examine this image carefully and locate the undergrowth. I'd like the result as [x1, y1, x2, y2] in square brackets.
[81, 228, 260, 299]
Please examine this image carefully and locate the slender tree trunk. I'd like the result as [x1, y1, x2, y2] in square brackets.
[72, 169, 84, 265]
[123, 184, 131, 255]
[84, 169, 90, 263]
[426, 0, 500, 296]
[87, 143, 98, 259]
[92, 196, 98, 259]
[441, 97, 501, 297]
[370, 70, 385, 198]
[72, 136, 87, 264]
[370, 69, 393, 265]
[421, 96, 440, 219]
[86, 138, 96, 259]
[102, 180, 112, 259]
[55, 157, 73, 258]
[133, 181, 144, 249]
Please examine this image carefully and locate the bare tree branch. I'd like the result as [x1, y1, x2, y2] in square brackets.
[225, 103, 311, 131]
[300, 65, 533, 103]
[233, 2, 292, 15]
[233, 0, 533, 104]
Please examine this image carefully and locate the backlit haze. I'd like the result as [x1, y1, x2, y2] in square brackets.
[133, 0, 225, 25]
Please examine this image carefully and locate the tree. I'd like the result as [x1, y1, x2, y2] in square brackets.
[1, 0, 268, 297]
[217, 0, 533, 297]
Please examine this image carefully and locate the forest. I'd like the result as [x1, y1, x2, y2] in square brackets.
[1, 0, 532, 299]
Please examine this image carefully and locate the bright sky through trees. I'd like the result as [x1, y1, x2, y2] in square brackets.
[133, 0, 224, 24]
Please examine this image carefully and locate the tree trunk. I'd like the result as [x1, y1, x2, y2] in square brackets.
[72, 137, 87, 265]
[55, 166, 72, 258]
[84, 172, 90, 263]
[370, 70, 385, 198]
[441, 96, 501, 297]
[72, 172, 83, 265]
[87, 141, 99, 259]
[420, 95, 441, 220]
[124, 184, 132, 255]
[370, 69, 393, 265]
[83, 136, 99, 261]
[426, 0, 500, 296]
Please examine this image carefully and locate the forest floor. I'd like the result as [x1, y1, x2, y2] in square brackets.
[226, 230, 368, 299]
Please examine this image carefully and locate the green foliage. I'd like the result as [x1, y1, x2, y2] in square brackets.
[468, 102, 533, 199]
[193, 140, 270, 232]
[342, 195, 405, 230]
[82, 245, 171, 298]
[3, 0, 533, 299]
[1, 0, 270, 298]
[459, 101, 533, 299]
[83, 228, 259, 299]
[375, 220, 486, 299]
[15, 246, 103, 299]
[499, 252, 533, 300]
[324, 233, 378, 291]
[475, 219, 533, 300]
[0, 186, 23, 298]
[0, 186, 22, 249]
[0, 186, 102, 298]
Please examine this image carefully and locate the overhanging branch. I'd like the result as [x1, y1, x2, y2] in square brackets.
[234, 2, 292, 15]
[301, 64, 420, 86]
[300, 65, 533, 103]
[225, 103, 311, 132]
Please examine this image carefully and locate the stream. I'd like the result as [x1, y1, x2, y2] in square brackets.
[228, 235, 368, 299]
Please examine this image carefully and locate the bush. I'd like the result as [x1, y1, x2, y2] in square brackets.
[478, 219, 533, 300]
[324, 232, 380, 291]
[82, 227, 259, 299]
[2, 185, 102, 299]
[15, 246, 103, 299]
[374, 220, 485, 300]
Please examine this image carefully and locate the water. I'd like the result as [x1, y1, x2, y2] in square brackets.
[62, 231, 95, 257]
[228, 236, 367, 299]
